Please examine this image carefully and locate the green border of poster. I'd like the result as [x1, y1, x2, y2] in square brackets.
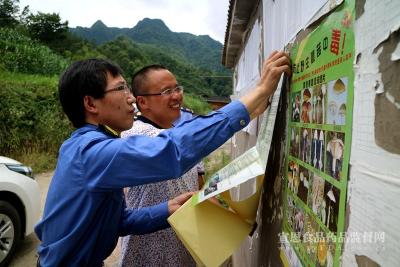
[283, 1, 355, 266]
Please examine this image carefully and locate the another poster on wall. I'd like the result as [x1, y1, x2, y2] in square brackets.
[283, 1, 354, 266]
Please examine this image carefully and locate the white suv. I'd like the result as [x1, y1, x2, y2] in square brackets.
[0, 156, 40, 266]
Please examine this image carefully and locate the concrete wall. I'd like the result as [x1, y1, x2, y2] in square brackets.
[342, 0, 400, 266]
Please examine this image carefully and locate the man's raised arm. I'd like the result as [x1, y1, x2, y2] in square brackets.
[239, 51, 291, 120]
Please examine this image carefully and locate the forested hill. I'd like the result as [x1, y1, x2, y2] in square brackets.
[71, 18, 227, 74]
[1, 0, 227, 171]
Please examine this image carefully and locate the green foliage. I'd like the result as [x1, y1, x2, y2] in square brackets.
[99, 36, 151, 75]
[0, 27, 68, 75]
[15, 149, 58, 174]
[183, 94, 212, 115]
[63, 34, 105, 61]
[0, 71, 72, 159]
[0, 0, 20, 27]
[26, 12, 69, 53]
[98, 36, 230, 97]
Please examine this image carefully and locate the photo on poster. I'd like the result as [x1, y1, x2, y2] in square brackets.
[292, 92, 301, 122]
[294, 206, 306, 240]
[204, 184, 218, 196]
[300, 128, 312, 164]
[290, 127, 300, 158]
[203, 173, 220, 196]
[297, 166, 311, 204]
[208, 173, 221, 187]
[311, 129, 325, 171]
[286, 196, 296, 231]
[303, 213, 320, 263]
[301, 88, 312, 123]
[287, 160, 299, 194]
[327, 77, 348, 126]
[312, 83, 328, 124]
[286, 197, 306, 241]
[322, 184, 340, 233]
[309, 174, 325, 220]
[325, 131, 345, 180]
[316, 232, 336, 267]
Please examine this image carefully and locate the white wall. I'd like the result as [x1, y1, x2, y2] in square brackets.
[342, 1, 400, 265]
[231, 0, 400, 266]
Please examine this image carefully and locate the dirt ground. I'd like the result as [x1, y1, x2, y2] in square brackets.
[9, 140, 231, 266]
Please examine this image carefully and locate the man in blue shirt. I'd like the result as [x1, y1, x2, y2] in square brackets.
[35, 51, 290, 266]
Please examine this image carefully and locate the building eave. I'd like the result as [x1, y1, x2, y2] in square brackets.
[222, 0, 259, 68]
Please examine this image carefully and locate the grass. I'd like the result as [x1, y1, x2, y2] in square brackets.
[0, 70, 58, 85]
[9, 148, 58, 175]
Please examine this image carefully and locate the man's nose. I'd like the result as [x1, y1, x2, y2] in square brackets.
[171, 91, 182, 99]
[127, 94, 135, 104]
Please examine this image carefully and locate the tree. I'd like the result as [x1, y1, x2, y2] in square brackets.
[0, 0, 20, 27]
[26, 12, 68, 53]
[18, 5, 29, 25]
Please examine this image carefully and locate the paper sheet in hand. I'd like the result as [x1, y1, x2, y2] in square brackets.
[194, 85, 281, 204]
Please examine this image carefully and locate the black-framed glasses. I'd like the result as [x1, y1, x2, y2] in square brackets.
[104, 84, 132, 95]
[137, 85, 184, 96]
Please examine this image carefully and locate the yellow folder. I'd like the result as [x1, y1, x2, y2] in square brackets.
[168, 175, 264, 267]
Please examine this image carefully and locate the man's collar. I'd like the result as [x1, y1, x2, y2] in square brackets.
[136, 115, 164, 129]
[98, 124, 120, 138]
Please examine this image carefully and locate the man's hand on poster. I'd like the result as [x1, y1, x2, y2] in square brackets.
[241, 51, 291, 120]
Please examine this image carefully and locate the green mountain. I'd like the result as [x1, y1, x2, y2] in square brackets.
[70, 18, 228, 73]
[98, 36, 231, 97]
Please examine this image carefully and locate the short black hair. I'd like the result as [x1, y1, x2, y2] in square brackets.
[58, 58, 123, 128]
[131, 64, 167, 97]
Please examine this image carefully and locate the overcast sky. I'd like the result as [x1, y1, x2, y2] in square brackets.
[18, 0, 230, 43]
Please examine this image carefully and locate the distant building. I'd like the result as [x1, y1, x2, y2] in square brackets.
[205, 96, 231, 110]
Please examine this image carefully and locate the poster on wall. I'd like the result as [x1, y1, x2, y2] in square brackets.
[282, 0, 354, 266]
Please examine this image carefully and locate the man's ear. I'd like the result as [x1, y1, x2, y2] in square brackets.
[83, 95, 98, 114]
[136, 96, 148, 111]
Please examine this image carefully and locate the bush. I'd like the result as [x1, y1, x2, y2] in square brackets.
[0, 27, 68, 75]
[0, 71, 72, 167]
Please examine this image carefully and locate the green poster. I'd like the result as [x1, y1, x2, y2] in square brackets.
[283, 1, 355, 266]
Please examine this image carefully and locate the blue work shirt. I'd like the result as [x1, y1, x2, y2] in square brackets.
[173, 107, 196, 126]
[35, 100, 250, 266]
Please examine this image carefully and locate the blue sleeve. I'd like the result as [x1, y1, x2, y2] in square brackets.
[82, 100, 250, 191]
[119, 201, 170, 236]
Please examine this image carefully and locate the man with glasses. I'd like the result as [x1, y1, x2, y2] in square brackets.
[35, 51, 290, 266]
[120, 65, 204, 266]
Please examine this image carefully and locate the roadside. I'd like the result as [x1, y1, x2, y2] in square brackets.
[9, 171, 120, 267]
[9, 171, 51, 267]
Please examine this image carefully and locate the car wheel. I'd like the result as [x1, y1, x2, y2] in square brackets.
[0, 200, 21, 266]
